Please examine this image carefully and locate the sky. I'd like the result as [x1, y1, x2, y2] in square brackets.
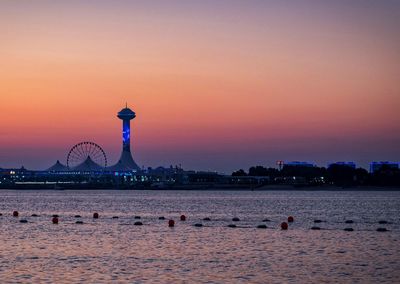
[0, 0, 399, 173]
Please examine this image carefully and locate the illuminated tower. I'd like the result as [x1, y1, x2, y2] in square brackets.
[109, 104, 140, 171]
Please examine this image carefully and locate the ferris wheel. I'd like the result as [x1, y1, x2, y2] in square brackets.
[66, 141, 107, 169]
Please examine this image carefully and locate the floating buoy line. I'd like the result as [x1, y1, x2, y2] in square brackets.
[1, 211, 393, 232]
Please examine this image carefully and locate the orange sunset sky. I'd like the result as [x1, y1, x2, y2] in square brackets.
[0, 1, 399, 172]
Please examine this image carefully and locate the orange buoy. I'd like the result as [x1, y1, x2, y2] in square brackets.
[52, 217, 59, 224]
[168, 219, 175, 227]
[281, 222, 288, 230]
[13, 211, 19, 217]
[93, 212, 99, 219]
[288, 216, 294, 222]
[180, 215, 186, 221]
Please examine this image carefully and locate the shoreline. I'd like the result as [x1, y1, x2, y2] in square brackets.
[0, 185, 399, 191]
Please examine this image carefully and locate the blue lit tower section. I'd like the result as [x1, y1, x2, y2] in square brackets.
[110, 105, 140, 171]
[121, 115, 132, 152]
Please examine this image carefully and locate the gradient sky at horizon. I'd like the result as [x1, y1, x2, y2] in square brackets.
[0, 0, 399, 173]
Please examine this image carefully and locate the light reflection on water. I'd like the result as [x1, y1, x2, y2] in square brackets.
[0, 190, 399, 283]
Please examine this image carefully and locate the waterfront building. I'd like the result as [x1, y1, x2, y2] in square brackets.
[370, 161, 399, 173]
[284, 161, 315, 167]
[328, 162, 356, 169]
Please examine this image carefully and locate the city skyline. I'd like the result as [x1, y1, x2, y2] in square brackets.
[0, 102, 398, 173]
[1, 1, 399, 173]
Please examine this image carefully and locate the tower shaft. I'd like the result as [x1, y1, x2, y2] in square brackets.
[122, 119, 131, 152]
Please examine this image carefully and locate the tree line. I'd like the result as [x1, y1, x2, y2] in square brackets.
[232, 164, 400, 186]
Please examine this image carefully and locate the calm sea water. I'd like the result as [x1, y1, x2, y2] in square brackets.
[0, 190, 399, 283]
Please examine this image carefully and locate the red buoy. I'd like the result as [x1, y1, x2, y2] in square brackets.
[93, 212, 99, 219]
[168, 219, 175, 227]
[288, 216, 294, 222]
[13, 211, 19, 217]
[52, 217, 59, 224]
[281, 222, 288, 230]
[180, 215, 186, 221]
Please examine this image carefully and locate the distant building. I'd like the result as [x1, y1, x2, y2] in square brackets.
[328, 162, 356, 169]
[284, 161, 315, 167]
[187, 171, 221, 184]
[370, 161, 399, 173]
[46, 160, 69, 172]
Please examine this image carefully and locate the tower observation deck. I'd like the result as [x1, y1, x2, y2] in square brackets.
[108, 104, 140, 171]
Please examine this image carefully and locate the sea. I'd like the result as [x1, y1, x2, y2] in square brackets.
[0, 189, 399, 283]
